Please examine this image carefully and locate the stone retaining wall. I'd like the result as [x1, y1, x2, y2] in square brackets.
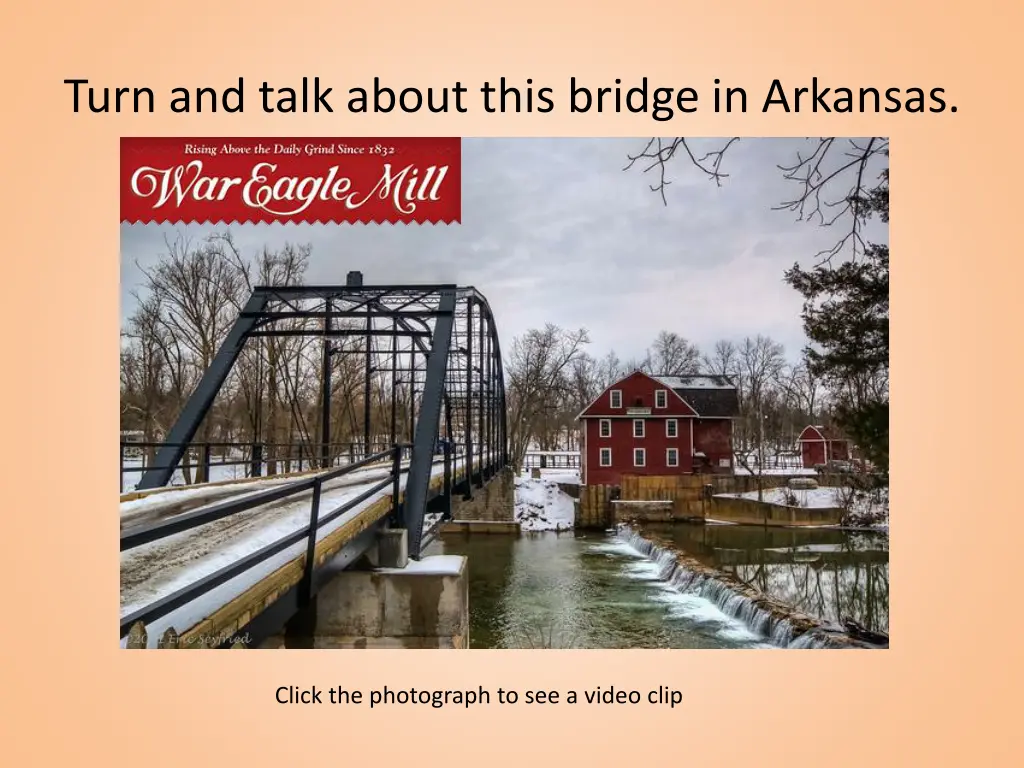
[576, 484, 615, 528]
[440, 521, 520, 535]
[709, 494, 844, 527]
[576, 473, 851, 529]
[450, 468, 515, 522]
[555, 482, 580, 499]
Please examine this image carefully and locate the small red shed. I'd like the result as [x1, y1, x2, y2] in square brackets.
[797, 425, 851, 468]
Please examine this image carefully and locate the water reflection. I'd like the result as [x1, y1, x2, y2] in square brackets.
[429, 531, 775, 649]
[638, 523, 890, 633]
[427, 523, 888, 647]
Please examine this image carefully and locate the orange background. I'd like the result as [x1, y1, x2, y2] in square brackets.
[2, 0, 1021, 765]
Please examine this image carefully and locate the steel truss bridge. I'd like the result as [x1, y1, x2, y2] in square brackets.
[120, 276, 509, 647]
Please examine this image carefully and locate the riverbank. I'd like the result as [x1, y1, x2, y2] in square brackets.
[459, 470, 889, 648]
[514, 475, 576, 531]
[429, 522, 887, 649]
[429, 529, 782, 648]
[714, 485, 889, 532]
[622, 525, 888, 648]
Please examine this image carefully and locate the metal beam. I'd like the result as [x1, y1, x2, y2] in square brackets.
[241, 310, 449, 321]
[253, 284, 458, 298]
[389, 319, 399, 447]
[248, 329, 430, 339]
[363, 310, 372, 454]
[477, 299, 485, 479]
[403, 289, 456, 558]
[464, 300, 473, 495]
[137, 292, 268, 489]
[320, 299, 332, 469]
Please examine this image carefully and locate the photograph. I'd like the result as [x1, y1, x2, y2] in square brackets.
[119, 137, 889, 650]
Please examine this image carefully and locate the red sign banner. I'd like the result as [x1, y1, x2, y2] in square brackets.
[120, 137, 461, 225]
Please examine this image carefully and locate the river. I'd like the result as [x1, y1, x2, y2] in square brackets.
[426, 523, 888, 649]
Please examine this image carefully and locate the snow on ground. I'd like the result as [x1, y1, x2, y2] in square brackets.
[722, 487, 842, 508]
[847, 486, 889, 532]
[376, 555, 464, 576]
[514, 476, 575, 532]
[532, 469, 580, 485]
[733, 467, 817, 477]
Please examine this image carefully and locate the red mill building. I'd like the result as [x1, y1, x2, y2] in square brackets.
[577, 371, 740, 486]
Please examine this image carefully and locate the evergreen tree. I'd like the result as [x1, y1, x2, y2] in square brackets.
[784, 166, 889, 474]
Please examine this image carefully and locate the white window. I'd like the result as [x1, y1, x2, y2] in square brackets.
[667, 448, 679, 467]
[633, 448, 646, 467]
[655, 389, 667, 409]
[599, 419, 611, 438]
[610, 390, 622, 408]
[633, 419, 645, 438]
[666, 419, 678, 438]
[600, 447, 612, 467]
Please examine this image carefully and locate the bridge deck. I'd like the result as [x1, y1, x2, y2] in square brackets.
[118, 458, 422, 530]
[121, 475, 318, 530]
[120, 454, 489, 647]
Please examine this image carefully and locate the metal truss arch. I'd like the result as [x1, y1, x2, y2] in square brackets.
[133, 276, 510, 559]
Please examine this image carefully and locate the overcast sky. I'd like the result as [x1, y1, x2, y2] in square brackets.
[120, 137, 887, 364]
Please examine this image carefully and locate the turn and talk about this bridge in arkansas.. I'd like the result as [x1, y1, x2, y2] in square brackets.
[120, 274, 513, 649]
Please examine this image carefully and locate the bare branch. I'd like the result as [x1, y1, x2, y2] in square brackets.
[624, 138, 740, 204]
[625, 136, 888, 265]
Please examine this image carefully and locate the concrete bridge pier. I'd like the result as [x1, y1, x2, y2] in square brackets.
[441, 466, 520, 534]
[267, 529, 470, 649]
[261, 467, 519, 650]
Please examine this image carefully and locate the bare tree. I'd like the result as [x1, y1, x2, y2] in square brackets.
[121, 294, 170, 443]
[733, 335, 786, 500]
[505, 324, 590, 471]
[211, 234, 312, 470]
[621, 353, 652, 375]
[778, 362, 824, 426]
[137, 234, 249, 480]
[562, 353, 603, 449]
[624, 137, 889, 264]
[120, 231, 324, 484]
[597, 350, 624, 389]
[703, 339, 740, 381]
[649, 331, 701, 375]
[568, 353, 601, 412]
[140, 234, 245, 373]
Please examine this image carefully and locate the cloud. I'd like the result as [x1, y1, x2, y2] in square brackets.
[120, 137, 887, 363]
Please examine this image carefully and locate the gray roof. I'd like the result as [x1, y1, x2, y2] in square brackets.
[653, 374, 740, 418]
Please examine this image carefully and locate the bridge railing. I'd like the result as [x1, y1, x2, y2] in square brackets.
[120, 439, 500, 645]
[119, 440, 413, 494]
[120, 445, 409, 641]
[522, 451, 581, 470]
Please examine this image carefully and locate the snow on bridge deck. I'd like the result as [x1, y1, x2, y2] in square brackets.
[120, 455, 486, 648]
